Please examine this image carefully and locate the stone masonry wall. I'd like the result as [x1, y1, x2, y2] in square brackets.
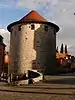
[8, 23, 56, 76]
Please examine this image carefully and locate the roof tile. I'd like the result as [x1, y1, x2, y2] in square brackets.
[20, 10, 47, 22]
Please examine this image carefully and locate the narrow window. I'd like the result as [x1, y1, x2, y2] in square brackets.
[29, 26, 31, 28]
[31, 24, 35, 30]
[15, 31, 16, 36]
[11, 28, 13, 34]
[18, 25, 21, 31]
[38, 62, 40, 64]
[37, 41, 39, 43]
[44, 25, 48, 32]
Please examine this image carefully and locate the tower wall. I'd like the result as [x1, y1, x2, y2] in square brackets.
[9, 23, 56, 76]
[34, 24, 56, 74]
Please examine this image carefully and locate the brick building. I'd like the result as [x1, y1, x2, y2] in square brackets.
[0, 35, 6, 75]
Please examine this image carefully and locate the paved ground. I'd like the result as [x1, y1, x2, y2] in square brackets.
[44, 75, 75, 85]
[0, 84, 75, 100]
[0, 91, 75, 100]
[0, 74, 75, 100]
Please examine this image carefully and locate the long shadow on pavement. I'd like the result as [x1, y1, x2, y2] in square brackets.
[44, 78, 75, 85]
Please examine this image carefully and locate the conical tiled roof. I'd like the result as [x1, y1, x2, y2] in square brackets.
[7, 10, 59, 32]
[20, 10, 47, 22]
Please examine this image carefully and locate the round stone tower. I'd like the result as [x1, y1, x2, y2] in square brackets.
[7, 10, 59, 76]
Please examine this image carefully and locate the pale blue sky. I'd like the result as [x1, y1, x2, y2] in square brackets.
[0, 0, 75, 55]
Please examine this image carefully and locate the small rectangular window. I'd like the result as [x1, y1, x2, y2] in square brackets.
[18, 25, 21, 31]
[31, 24, 35, 30]
[44, 25, 48, 32]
